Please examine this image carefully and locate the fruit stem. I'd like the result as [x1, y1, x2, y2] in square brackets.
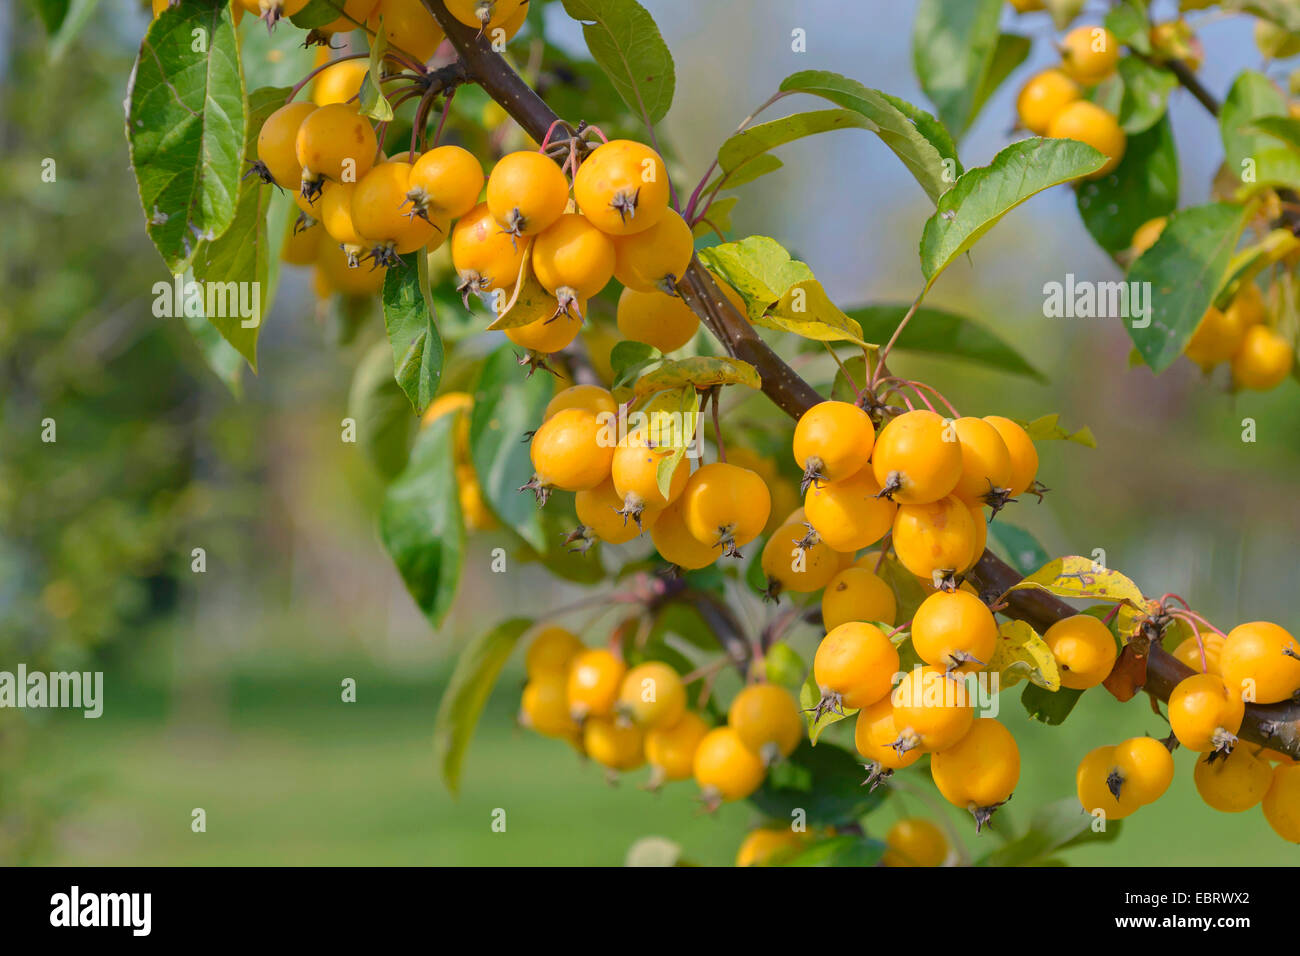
[870, 290, 928, 388]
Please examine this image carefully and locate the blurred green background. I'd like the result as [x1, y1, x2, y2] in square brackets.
[1, 0, 1297, 865]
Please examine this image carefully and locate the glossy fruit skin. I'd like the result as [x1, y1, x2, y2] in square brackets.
[532, 213, 616, 300]
[1130, 216, 1167, 257]
[793, 401, 876, 485]
[854, 696, 922, 771]
[296, 103, 377, 189]
[645, 711, 709, 782]
[761, 521, 841, 594]
[1219, 621, 1300, 704]
[617, 662, 686, 729]
[1262, 764, 1300, 842]
[892, 496, 979, 583]
[1076, 745, 1142, 821]
[616, 287, 699, 353]
[650, 498, 719, 570]
[316, 240, 385, 295]
[612, 210, 694, 294]
[583, 716, 645, 770]
[1113, 736, 1175, 805]
[680, 463, 772, 553]
[735, 828, 804, 867]
[1060, 25, 1121, 85]
[457, 463, 497, 531]
[318, 0, 379, 33]
[981, 416, 1038, 497]
[814, 622, 900, 710]
[804, 467, 897, 553]
[882, 818, 948, 868]
[486, 150, 569, 236]
[238, 0, 309, 20]
[368, 0, 445, 62]
[611, 431, 689, 515]
[258, 102, 317, 191]
[1016, 69, 1080, 135]
[281, 218, 321, 265]
[545, 384, 616, 421]
[728, 684, 803, 761]
[574, 139, 670, 236]
[445, 0, 522, 29]
[504, 309, 584, 353]
[319, 180, 367, 252]
[1194, 748, 1272, 812]
[950, 417, 1013, 506]
[871, 410, 963, 505]
[1042, 614, 1118, 689]
[312, 60, 368, 109]
[452, 202, 528, 292]
[352, 161, 442, 253]
[525, 625, 583, 680]
[1048, 101, 1126, 177]
[566, 648, 626, 720]
[930, 718, 1020, 810]
[1231, 325, 1293, 390]
[890, 666, 975, 753]
[911, 589, 998, 674]
[1185, 305, 1248, 370]
[529, 408, 613, 492]
[1168, 673, 1246, 752]
[521, 675, 579, 739]
[1172, 633, 1224, 675]
[408, 145, 485, 220]
[822, 566, 897, 631]
[576, 479, 656, 544]
[693, 726, 767, 803]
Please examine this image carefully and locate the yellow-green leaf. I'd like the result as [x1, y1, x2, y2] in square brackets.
[1214, 228, 1300, 309]
[1007, 556, 1146, 606]
[1020, 413, 1096, 448]
[639, 386, 702, 501]
[799, 668, 856, 744]
[484, 240, 548, 330]
[632, 356, 761, 399]
[989, 619, 1060, 691]
[757, 279, 872, 349]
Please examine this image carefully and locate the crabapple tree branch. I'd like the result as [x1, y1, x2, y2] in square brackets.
[423, 0, 1300, 758]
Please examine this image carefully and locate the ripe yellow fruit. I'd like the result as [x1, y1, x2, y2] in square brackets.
[528, 407, 612, 494]
[1112, 736, 1175, 805]
[1059, 25, 1121, 85]
[882, 818, 948, 867]
[890, 665, 975, 753]
[505, 309, 585, 354]
[814, 622, 900, 711]
[693, 726, 767, 805]
[532, 213, 616, 306]
[930, 718, 1019, 825]
[520, 675, 579, 739]
[1171, 633, 1224, 675]
[1016, 69, 1080, 136]
[804, 466, 897, 553]
[545, 385, 616, 422]
[576, 478, 657, 544]
[679, 462, 772, 555]
[911, 589, 998, 675]
[312, 60, 368, 109]
[1231, 325, 1293, 390]
[793, 401, 876, 488]
[645, 711, 709, 785]
[525, 625, 583, 680]
[452, 202, 528, 295]
[1042, 614, 1118, 689]
[352, 161, 444, 256]
[457, 463, 497, 531]
[407, 145, 485, 221]
[761, 522, 841, 595]
[1219, 621, 1300, 704]
[649, 498, 719, 570]
[1262, 764, 1300, 842]
[315, 239, 386, 296]
[1047, 101, 1126, 177]
[566, 648, 626, 720]
[735, 827, 805, 867]
[950, 417, 1013, 507]
[1185, 305, 1251, 370]
[1168, 673, 1246, 752]
[1076, 745, 1143, 821]
[445, 0, 523, 30]
[610, 431, 690, 522]
[296, 102, 378, 197]
[871, 410, 963, 505]
[982, 416, 1038, 498]
[317, 0, 378, 34]
[583, 716, 645, 770]
[238, 0, 309, 25]
[486, 150, 569, 237]
[617, 661, 686, 729]
[1130, 216, 1167, 257]
[574, 139, 670, 236]
[616, 286, 698, 353]
[728, 684, 803, 762]
[257, 101, 317, 191]
[891, 496, 979, 583]
[1193, 748, 1272, 812]
[368, 0, 445, 62]
[821, 566, 897, 631]
[281, 218, 321, 265]
[612, 210, 695, 294]
[854, 696, 922, 771]
[318, 180, 367, 261]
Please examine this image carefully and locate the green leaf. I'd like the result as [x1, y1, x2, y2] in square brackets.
[1076, 116, 1178, 255]
[845, 304, 1045, 380]
[911, 0, 1004, 138]
[290, 0, 348, 29]
[632, 356, 761, 398]
[1105, 1, 1151, 54]
[192, 85, 293, 371]
[721, 154, 783, 190]
[1248, 115, 1300, 153]
[360, 21, 394, 122]
[798, 669, 856, 744]
[1021, 682, 1084, 726]
[920, 138, 1106, 288]
[1020, 413, 1096, 447]
[778, 70, 963, 203]
[560, 0, 675, 126]
[766, 280, 870, 349]
[128, 0, 245, 273]
[1220, 71, 1300, 193]
[382, 258, 444, 415]
[779, 835, 886, 867]
[1126, 202, 1250, 372]
[610, 340, 658, 391]
[640, 386, 701, 501]
[1238, 0, 1300, 33]
[987, 521, 1049, 578]
[980, 797, 1122, 866]
[971, 34, 1033, 121]
[182, 307, 245, 397]
[47, 0, 100, 63]
[380, 413, 466, 629]
[348, 340, 418, 480]
[698, 237, 813, 320]
[469, 344, 553, 551]
[433, 616, 533, 794]
[718, 109, 877, 178]
[30, 0, 69, 34]
[989, 619, 1060, 690]
[750, 740, 887, 827]
[1116, 57, 1177, 135]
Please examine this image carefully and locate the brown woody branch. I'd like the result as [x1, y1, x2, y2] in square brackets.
[422, 0, 1300, 758]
